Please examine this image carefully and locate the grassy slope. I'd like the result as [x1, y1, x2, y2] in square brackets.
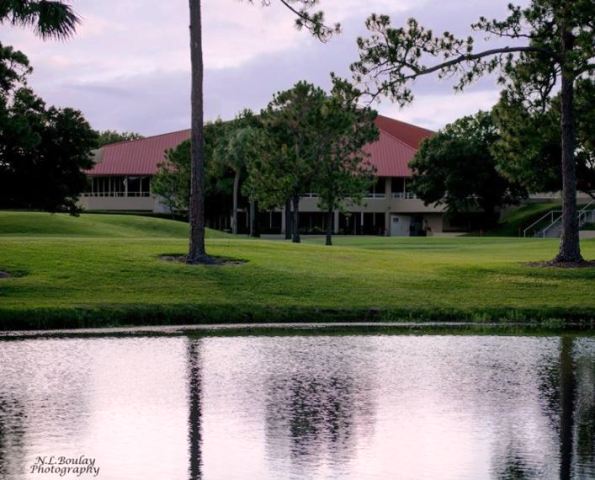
[0, 212, 594, 329]
[0, 211, 228, 238]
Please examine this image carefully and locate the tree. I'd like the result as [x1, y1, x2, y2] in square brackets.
[152, 140, 192, 216]
[0, 0, 79, 39]
[186, 0, 339, 263]
[492, 78, 595, 196]
[351, 0, 594, 264]
[0, 45, 97, 213]
[212, 110, 263, 235]
[152, 120, 229, 217]
[409, 111, 526, 226]
[312, 78, 379, 246]
[96, 130, 144, 147]
[250, 81, 328, 243]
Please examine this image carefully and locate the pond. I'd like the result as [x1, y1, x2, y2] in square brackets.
[0, 327, 593, 480]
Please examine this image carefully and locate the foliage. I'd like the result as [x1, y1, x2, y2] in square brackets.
[152, 120, 230, 214]
[0, 0, 79, 38]
[410, 112, 526, 223]
[311, 78, 379, 244]
[249, 82, 327, 210]
[351, 0, 595, 262]
[96, 130, 144, 147]
[492, 78, 595, 195]
[312, 78, 378, 211]
[246, 0, 340, 41]
[0, 44, 97, 213]
[152, 140, 192, 215]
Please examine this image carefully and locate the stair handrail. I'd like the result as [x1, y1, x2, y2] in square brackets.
[524, 200, 595, 238]
[523, 209, 561, 237]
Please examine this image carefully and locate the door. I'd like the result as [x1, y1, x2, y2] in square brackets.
[390, 214, 411, 236]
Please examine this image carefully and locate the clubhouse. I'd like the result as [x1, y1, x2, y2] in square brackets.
[82, 115, 453, 236]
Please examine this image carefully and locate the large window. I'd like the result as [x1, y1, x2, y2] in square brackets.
[86, 176, 151, 197]
[366, 177, 385, 198]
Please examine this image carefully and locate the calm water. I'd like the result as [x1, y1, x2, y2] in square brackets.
[0, 331, 593, 480]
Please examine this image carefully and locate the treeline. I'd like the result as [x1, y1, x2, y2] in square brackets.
[410, 79, 594, 227]
[153, 79, 379, 246]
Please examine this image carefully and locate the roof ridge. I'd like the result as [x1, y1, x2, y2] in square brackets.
[376, 114, 435, 135]
[102, 128, 191, 148]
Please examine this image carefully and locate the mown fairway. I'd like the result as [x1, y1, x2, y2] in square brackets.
[0, 212, 594, 327]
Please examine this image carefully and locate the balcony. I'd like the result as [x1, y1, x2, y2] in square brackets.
[392, 192, 418, 199]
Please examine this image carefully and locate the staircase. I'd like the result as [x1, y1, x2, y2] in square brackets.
[523, 200, 595, 238]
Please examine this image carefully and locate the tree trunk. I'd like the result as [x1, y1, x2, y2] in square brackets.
[187, 0, 208, 263]
[231, 169, 240, 235]
[291, 194, 301, 243]
[249, 200, 260, 237]
[325, 209, 333, 246]
[554, 29, 582, 263]
[284, 199, 292, 240]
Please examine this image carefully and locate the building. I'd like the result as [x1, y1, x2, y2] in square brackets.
[81, 115, 451, 236]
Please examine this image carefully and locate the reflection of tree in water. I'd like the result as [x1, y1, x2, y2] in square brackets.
[489, 336, 595, 480]
[533, 336, 594, 480]
[264, 370, 374, 473]
[187, 338, 202, 480]
[0, 396, 26, 477]
[574, 338, 595, 479]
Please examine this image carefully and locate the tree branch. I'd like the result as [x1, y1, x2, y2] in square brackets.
[402, 45, 555, 81]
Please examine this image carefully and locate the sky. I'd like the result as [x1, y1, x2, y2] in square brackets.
[3, 0, 526, 135]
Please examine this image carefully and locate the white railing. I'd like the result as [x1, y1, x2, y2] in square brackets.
[83, 192, 151, 198]
[524, 200, 595, 238]
[392, 192, 418, 199]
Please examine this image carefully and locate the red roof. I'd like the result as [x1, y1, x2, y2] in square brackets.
[89, 129, 191, 176]
[87, 115, 433, 178]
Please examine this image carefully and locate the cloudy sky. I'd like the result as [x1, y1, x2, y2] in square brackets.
[3, 0, 525, 135]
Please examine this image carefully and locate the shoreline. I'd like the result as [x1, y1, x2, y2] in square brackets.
[1, 305, 594, 332]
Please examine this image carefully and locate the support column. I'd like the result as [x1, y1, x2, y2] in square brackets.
[281, 208, 286, 235]
[333, 211, 339, 234]
[385, 210, 391, 236]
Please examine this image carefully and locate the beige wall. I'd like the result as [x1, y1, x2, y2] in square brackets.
[79, 195, 156, 211]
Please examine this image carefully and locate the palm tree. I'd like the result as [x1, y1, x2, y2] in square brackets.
[0, 0, 79, 39]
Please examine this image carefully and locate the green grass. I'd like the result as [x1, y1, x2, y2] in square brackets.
[1, 211, 594, 329]
[0, 210, 229, 238]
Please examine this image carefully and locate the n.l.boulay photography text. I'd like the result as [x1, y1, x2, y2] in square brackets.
[30, 456, 100, 477]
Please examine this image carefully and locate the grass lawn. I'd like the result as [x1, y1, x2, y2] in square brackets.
[1, 211, 594, 329]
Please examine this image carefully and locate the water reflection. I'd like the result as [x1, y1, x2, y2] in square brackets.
[0, 333, 592, 480]
[187, 339, 202, 480]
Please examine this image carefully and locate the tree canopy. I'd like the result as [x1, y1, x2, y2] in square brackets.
[492, 78, 595, 196]
[351, 0, 594, 263]
[0, 44, 97, 213]
[410, 111, 526, 226]
[0, 0, 79, 39]
[96, 130, 144, 147]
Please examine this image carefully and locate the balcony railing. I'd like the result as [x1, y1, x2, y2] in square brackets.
[392, 192, 418, 199]
[82, 192, 151, 197]
[365, 193, 386, 199]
